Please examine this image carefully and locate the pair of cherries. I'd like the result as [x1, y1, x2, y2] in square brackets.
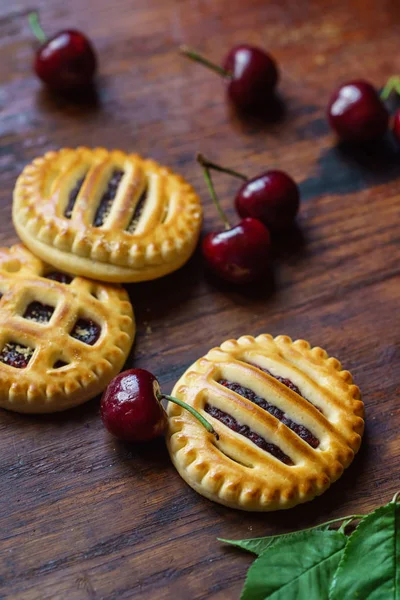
[327, 79, 400, 143]
[198, 155, 299, 284]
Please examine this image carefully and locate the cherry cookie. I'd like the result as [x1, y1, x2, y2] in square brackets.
[13, 147, 202, 282]
[0, 244, 135, 413]
[166, 334, 364, 511]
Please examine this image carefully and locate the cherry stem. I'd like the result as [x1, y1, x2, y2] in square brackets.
[196, 155, 248, 182]
[381, 76, 400, 101]
[337, 517, 356, 534]
[28, 12, 47, 44]
[159, 393, 219, 440]
[197, 153, 230, 230]
[179, 45, 230, 78]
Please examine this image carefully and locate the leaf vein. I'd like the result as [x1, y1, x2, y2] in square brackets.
[269, 547, 344, 599]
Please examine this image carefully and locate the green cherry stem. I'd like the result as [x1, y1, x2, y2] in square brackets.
[179, 45, 230, 78]
[337, 517, 356, 534]
[28, 12, 47, 44]
[307, 514, 365, 532]
[197, 153, 231, 230]
[381, 76, 400, 101]
[158, 393, 219, 440]
[196, 155, 248, 182]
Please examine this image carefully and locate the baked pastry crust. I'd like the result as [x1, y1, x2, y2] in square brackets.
[13, 148, 202, 282]
[166, 334, 364, 511]
[0, 244, 135, 413]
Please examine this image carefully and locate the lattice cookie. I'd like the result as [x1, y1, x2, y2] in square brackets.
[0, 244, 135, 413]
[13, 147, 202, 282]
[166, 334, 364, 511]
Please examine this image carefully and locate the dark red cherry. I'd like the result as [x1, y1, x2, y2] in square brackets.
[29, 13, 97, 90]
[180, 44, 278, 112]
[101, 369, 167, 443]
[235, 170, 299, 230]
[34, 30, 97, 90]
[202, 217, 271, 284]
[223, 45, 279, 110]
[101, 368, 217, 443]
[392, 109, 400, 142]
[327, 80, 389, 142]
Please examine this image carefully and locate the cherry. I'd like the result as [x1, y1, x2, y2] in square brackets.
[101, 368, 217, 443]
[236, 171, 299, 230]
[180, 44, 278, 111]
[223, 45, 279, 110]
[29, 12, 97, 90]
[199, 156, 299, 230]
[198, 154, 271, 284]
[327, 80, 389, 142]
[202, 218, 271, 284]
[393, 110, 400, 142]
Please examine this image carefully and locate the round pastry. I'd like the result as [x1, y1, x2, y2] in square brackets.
[13, 147, 202, 283]
[166, 334, 364, 511]
[0, 244, 135, 413]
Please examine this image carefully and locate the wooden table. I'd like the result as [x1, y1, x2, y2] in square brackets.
[1, 1, 399, 598]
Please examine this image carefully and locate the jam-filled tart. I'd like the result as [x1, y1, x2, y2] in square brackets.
[0, 244, 135, 413]
[167, 334, 364, 511]
[13, 147, 202, 283]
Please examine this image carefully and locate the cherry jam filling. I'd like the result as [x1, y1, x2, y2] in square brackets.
[127, 187, 148, 232]
[219, 380, 319, 448]
[45, 272, 73, 284]
[93, 169, 124, 227]
[205, 404, 293, 465]
[53, 360, 68, 369]
[247, 362, 322, 414]
[0, 342, 34, 369]
[70, 318, 100, 345]
[23, 301, 54, 323]
[65, 176, 85, 218]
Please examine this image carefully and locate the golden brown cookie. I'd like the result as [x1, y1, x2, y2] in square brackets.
[13, 147, 202, 282]
[0, 244, 135, 413]
[166, 334, 364, 511]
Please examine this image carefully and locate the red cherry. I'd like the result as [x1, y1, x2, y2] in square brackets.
[393, 110, 400, 142]
[29, 13, 96, 90]
[34, 30, 97, 90]
[180, 44, 278, 112]
[101, 368, 218, 443]
[327, 80, 389, 142]
[235, 170, 299, 230]
[202, 217, 271, 284]
[222, 45, 279, 110]
[197, 154, 272, 284]
[101, 369, 167, 443]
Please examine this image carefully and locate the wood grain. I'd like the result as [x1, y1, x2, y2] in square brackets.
[0, 0, 399, 598]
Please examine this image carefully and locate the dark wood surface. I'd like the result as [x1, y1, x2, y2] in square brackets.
[1, 1, 400, 598]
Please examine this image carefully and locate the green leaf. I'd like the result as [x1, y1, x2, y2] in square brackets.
[330, 495, 400, 600]
[240, 530, 347, 600]
[218, 519, 348, 556]
[219, 532, 298, 556]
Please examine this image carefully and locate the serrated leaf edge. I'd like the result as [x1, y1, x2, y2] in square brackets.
[219, 518, 355, 555]
[241, 529, 347, 600]
[329, 501, 397, 600]
[219, 530, 322, 555]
